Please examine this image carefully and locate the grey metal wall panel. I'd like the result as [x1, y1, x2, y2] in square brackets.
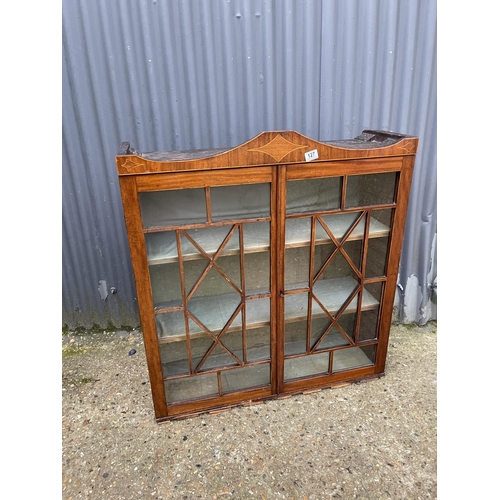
[62, 0, 436, 329]
[317, 0, 437, 324]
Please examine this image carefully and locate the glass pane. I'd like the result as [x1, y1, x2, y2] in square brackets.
[316, 212, 364, 243]
[190, 264, 239, 300]
[284, 293, 309, 323]
[332, 345, 376, 372]
[149, 262, 182, 309]
[211, 183, 270, 221]
[286, 177, 341, 214]
[189, 332, 215, 365]
[145, 231, 178, 263]
[191, 317, 241, 372]
[197, 344, 239, 372]
[337, 311, 357, 343]
[285, 248, 310, 290]
[285, 320, 307, 355]
[244, 222, 270, 294]
[312, 322, 350, 351]
[216, 254, 241, 290]
[284, 294, 308, 355]
[182, 258, 210, 298]
[359, 310, 379, 342]
[314, 214, 364, 280]
[242, 222, 271, 253]
[243, 221, 270, 253]
[359, 282, 384, 341]
[313, 244, 361, 282]
[285, 217, 311, 247]
[246, 325, 271, 362]
[246, 298, 270, 330]
[371, 208, 393, 228]
[365, 236, 390, 277]
[368, 209, 392, 238]
[285, 250, 310, 291]
[165, 373, 218, 404]
[156, 310, 185, 341]
[221, 364, 270, 393]
[219, 328, 243, 363]
[183, 226, 241, 290]
[310, 314, 333, 349]
[160, 341, 190, 377]
[190, 317, 244, 373]
[345, 172, 397, 208]
[365, 209, 393, 278]
[313, 272, 359, 317]
[284, 352, 329, 381]
[285, 218, 311, 291]
[245, 252, 270, 294]
[184, 225, 237, 259]
[140, 188, 206, 228]
[314, 217, 363, 281]
[188, 279, 241, 334]
[313, 241, 335, 278]
[342, 240, 363, 273]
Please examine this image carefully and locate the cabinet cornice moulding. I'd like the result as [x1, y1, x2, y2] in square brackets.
[116, 130, 419, 176]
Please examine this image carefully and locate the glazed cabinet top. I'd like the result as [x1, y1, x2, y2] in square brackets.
[115, 130, 418, 177]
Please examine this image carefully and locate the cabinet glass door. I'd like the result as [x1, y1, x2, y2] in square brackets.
[282, 171, 398, 385]
[139, 180, 273, 406]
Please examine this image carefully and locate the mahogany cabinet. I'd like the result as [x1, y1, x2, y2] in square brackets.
[116, 130, 418, 422]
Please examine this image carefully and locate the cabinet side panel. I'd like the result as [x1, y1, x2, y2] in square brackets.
[375, 155, 416, 373]
[119, 176, 169, 419]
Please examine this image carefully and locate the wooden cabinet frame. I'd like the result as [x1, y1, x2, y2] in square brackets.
[116, 130, 418, 422]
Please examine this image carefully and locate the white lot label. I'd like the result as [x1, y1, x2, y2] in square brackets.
[305, 149, 319, 162]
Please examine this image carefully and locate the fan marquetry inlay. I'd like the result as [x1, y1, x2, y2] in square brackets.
[121, 158, 142, 172]
[247, 134, 308, 162]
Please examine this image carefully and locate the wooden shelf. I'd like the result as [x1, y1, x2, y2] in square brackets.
[147, 215, 389, 265]
[156, 294, 270, 342]
[285, 277, 378, 321]
[156, 277, 377, 343]
[146, 223, 270, 265]
[286, 213, 388, 247]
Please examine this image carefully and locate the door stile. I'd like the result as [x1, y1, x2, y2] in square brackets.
[239, 223, 248, 365]
[118, 175, 168, 419]
[375, 156, 415, 373]
[275, 165, 287, 394]
[269, 166, 280, 395]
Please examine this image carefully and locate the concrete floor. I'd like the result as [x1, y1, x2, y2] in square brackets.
[62, 321, 437, 499]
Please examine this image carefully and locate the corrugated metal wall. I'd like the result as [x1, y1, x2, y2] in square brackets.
[62, 0, 437, 329]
